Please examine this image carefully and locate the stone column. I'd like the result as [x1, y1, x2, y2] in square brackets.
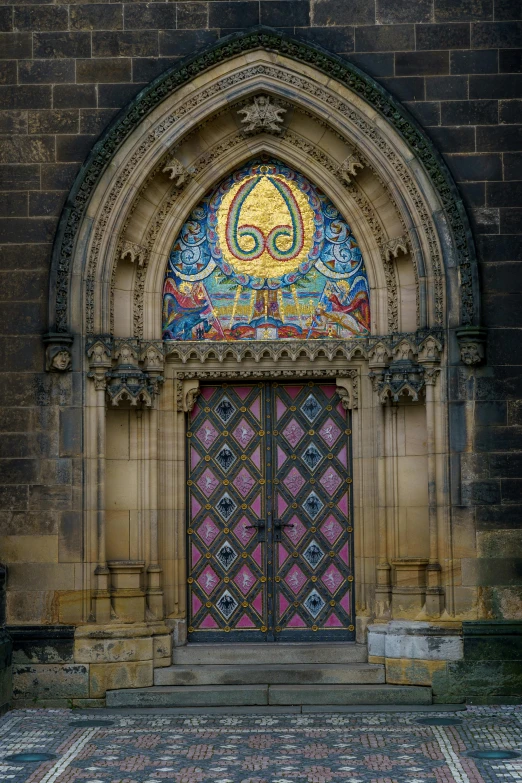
[369, 349, 392, 621]
[424, 367, 444, 617]
[147, 402, 163, 618]
[142, 345, 165, 619]
[87, 340, 112, 624]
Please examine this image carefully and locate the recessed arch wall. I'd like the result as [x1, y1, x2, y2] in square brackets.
[45, 29, 484, 638]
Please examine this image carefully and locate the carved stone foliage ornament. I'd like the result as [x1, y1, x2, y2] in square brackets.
[456, 327, 487, 366]
[337, 152, 364, 184]
[237, 95, 287, 134]
[44, 332, 73, 372]
[162, 156, 190, 187]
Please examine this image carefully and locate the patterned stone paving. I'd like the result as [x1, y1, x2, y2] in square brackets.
[0, 707, 521, 783]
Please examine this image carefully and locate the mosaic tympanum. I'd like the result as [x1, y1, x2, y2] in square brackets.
[163, 159, 370, 341]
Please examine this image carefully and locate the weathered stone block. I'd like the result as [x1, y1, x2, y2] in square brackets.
[74, 636, 153, 664]
[9, 625, 74, 664]
[385, 657, 448, 686]
[89, 660, 153, 698]
[153, 634, 172, 666]
[12, 663, 89, 700]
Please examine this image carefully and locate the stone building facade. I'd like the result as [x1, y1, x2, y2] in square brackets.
[0, 0, 521, 707]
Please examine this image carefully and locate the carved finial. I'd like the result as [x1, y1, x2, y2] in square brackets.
[162, 156, 190, 187]
[237, 95, 287, 134]
[338, 152, 364, 184]
[120, 240, 148, 267]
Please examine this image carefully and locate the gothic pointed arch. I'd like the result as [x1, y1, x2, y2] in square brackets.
[47, 26, 480, 350]
[44, 27, 486, 631]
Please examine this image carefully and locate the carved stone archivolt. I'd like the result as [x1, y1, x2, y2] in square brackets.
[80, 56, 464, 346]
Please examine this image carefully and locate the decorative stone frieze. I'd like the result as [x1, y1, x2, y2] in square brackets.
[164, 331, 444, 366]
[456, 326, 487, 366]
[237, 95, 287, 134]
[43, 332, 73, 372]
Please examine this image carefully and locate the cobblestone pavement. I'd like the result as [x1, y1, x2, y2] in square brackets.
[0, 706, 521, 783]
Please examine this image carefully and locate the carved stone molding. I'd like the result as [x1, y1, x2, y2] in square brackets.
[44, 332, 73, 372]
[165, 331, 443, 366]
[174, 367, 361, 383]
[456, 326, 487, 366]
[237, 95, 287, 134]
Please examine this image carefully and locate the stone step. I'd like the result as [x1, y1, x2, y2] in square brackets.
[106, 683, 432, 708]
[173, 643, 368, 666]
[155, 663, 385, 686]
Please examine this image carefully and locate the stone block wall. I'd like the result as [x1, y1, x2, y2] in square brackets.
[0, 0, 521, 686]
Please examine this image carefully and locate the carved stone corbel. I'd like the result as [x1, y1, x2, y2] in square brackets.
[456, 326, 487, 366]
[368, 341, 392, 369]
[336, 371, 358, 410]
[44, 332, 73, 372]
[418, 335, 443, 364]
[176, 379, 200, 413]
[87, 336, 112, 390]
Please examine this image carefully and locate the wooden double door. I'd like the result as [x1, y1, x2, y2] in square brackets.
[186, 381, 355, 642]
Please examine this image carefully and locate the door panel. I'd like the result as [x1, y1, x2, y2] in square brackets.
[186, 381, 355, 643]
[273, 382, 354, 640]
[187, 384, 268, 642]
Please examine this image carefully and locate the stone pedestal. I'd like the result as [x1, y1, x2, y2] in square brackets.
[108, 561, 146, 623]
[391, 558, 429, 617]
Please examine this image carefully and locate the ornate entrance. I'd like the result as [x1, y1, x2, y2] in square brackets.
[186, 381, 355, 643]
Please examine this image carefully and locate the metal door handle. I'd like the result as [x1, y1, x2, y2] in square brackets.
[245, 521, 265, 530]
[274, 520, 294, 529]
